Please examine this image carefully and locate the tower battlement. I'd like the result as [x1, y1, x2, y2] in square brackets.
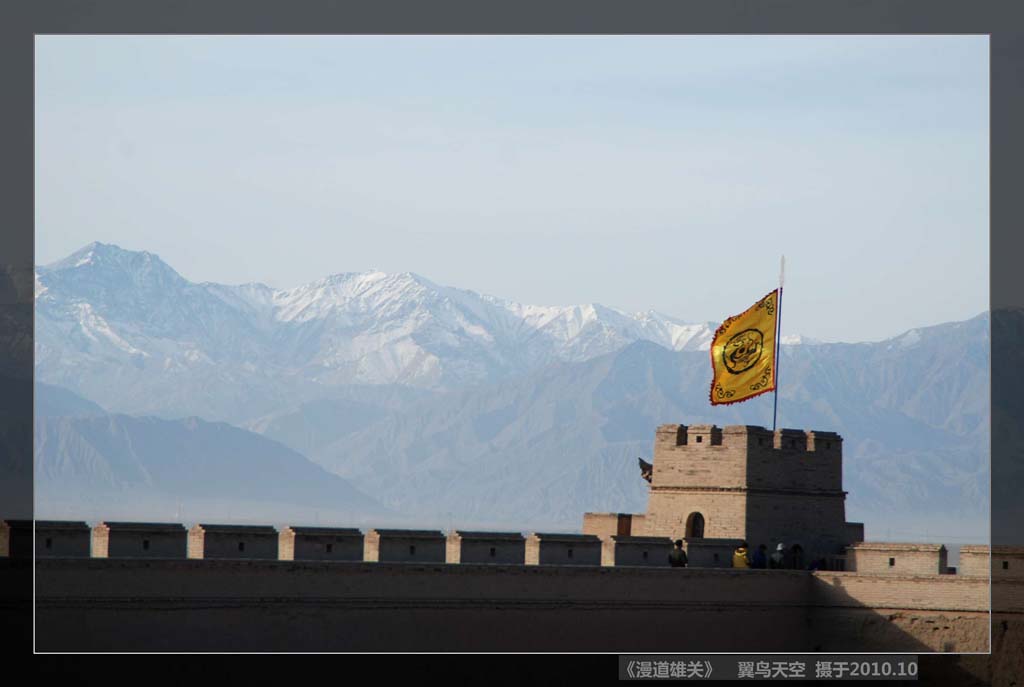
[655, 423, 842, 454]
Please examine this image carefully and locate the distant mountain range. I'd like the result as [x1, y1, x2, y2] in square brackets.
[280, 319, 989, 535]
[36, 242, 724, 423]
[32, 243, 990, 540]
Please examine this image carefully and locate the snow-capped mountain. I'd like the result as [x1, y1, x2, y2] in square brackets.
[35, 242, 718, 421]
[28, 245, 993, 540]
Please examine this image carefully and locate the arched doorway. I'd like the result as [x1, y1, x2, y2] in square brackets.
[685, 512, 705, 539]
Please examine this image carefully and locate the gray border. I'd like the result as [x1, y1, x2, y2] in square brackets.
[3, 0, 1022, 677]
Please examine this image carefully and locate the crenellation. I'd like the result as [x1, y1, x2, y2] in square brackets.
[773, 428, 808, 451]
[93, 522, 187, 559]
[721, 424, 772, 450]
[686, 424, 723, 445]
[447, 531, 526, 565]
[656, 423, 687, 446]
[807, 430, 842, 453]
[188, 524, 278, 560]
[959, 545, 1024, 579]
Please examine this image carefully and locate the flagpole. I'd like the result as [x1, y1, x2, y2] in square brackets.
[772, 255, 785, 431]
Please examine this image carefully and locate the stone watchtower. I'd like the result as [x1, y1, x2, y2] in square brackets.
[641, 424, 863, 563]
[583, 423, 865, 567]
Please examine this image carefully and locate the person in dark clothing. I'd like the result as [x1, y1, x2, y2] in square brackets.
[669, 539, 688, 568]
[769, 543, 786, 569]
[752, 544, 768, 569]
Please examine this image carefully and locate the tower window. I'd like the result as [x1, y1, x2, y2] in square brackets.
[409, 545, 416, 556]
[326, 543, 333, 554]
[642, 551, 648, 560]
[826, 442, 832, 450]
[238, 541, 245, 552]
[1003, 561, 1009, 570]
[568, 548, 574, 558]
[696, 435, 702, 443]
[45, 537, 52, 549]
[142, 539, 150, 550]
[889, 557, 895, 567]
[489, 547, 496, 557]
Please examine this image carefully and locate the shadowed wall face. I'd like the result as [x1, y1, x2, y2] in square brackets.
[188, 525, 279, 560]
[28, 559, 996, 653]
[279, 528, 364, 562]
[526, 534, 602, 566]
[92, 523, 188, 559]
[366, 530, 446, 563]
[34, 522, 91, 558]
[447, 533, 526, 565]
[608, 537, 673, 567]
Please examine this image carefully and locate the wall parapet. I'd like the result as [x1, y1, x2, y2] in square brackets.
[655, 424, 843, 452]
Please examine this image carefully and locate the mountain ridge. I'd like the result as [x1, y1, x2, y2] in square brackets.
[34, 242, 730, 421]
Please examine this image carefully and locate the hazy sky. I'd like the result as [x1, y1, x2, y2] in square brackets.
[35, 35, 988, 342]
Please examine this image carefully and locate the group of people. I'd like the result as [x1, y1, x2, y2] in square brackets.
[730, 541, 789, 569]
[668, 539, 823, 570]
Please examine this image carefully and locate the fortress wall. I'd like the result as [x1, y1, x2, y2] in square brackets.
[682, 538, 742, 568]
[809, 608, 991, 653]
[283, 529, 364, 562]
[811, 571, 988, 612]
[35, 522, 91, 558]
[959, 546, 989, 577]
[608, 536, 673, 567]
[188, 526, 279, 560]
[995, 580, 1024, 615]
[809, 572, 991, 652]
[960, 546, 1024, 579]
[847, 544, 948, 576]
[90, 526, 108, 558]
[187, 527, 203, 559]
[526, 534, 602, 566]
[96, 525, 188, 560]
[447, 533, 526, 565]
[367, 530, 446, 563]
[278, 530, 295, 561]
[32, 558, 814, 652]
[31, 558, 1002, 653]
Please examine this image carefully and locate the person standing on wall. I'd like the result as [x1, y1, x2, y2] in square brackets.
[770, 543, 786, 569]
[752, 543, 768, 569]
[732, 541, 752, 568]
[669, 539, 688, 567]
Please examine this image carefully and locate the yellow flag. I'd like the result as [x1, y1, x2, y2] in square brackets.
[709, 289, 778, 406]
